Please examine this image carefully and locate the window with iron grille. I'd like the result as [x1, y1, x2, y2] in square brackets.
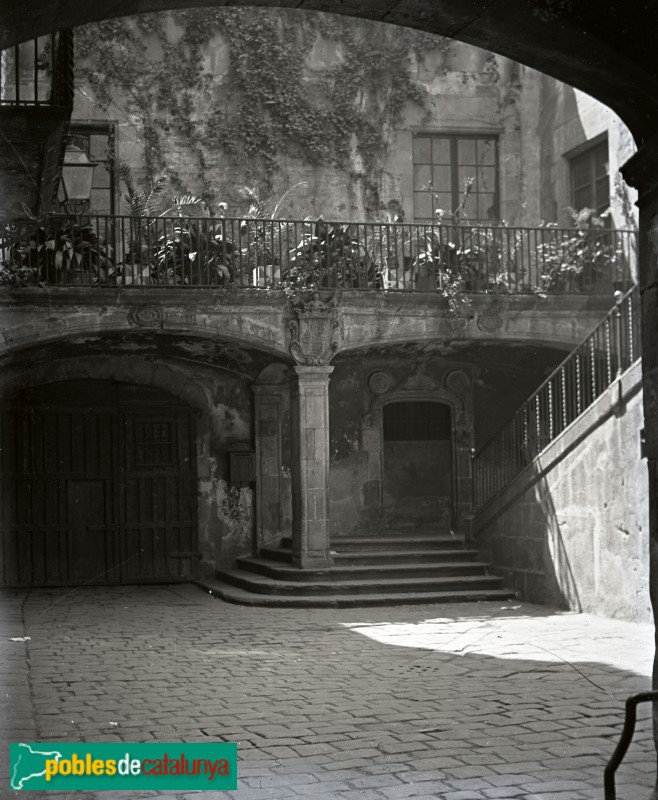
[134, 420, 173, 466]
[383, 402, 451, 441]
[569, 138, 609, 214]
[413, 134, 499, 223]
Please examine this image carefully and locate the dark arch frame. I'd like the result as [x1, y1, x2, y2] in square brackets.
[2, 1, 657, 140]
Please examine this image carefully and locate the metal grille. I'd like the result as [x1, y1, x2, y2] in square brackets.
[134, 421, 173, 467]
[383, 402, 451, 441]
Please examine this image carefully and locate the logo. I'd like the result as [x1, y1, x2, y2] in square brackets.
[10, 742, 237, 791]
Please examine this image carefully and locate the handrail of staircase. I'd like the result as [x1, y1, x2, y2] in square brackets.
[604, 691, 658, 800]
[472, 284, 641, 511]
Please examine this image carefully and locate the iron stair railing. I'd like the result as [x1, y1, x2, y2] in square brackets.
[472, 284, 641, 510]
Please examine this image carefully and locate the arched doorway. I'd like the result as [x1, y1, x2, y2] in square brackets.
[382, 400, 453, 529]
[0, 379, 198, 586]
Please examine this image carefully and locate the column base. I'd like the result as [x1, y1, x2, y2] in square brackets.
[291, 552, 333, 569]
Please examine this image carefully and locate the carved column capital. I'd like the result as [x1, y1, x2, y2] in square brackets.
[287, 292, 341, 366]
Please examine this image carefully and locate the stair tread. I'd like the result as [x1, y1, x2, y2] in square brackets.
[215, 567, 503, 590]
[196, 577, 515, 608]
[241, 558, 489, 573]
[262, 547, 480, 559]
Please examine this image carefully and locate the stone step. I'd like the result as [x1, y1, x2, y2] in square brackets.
[259, 546, 480, 565]
[329, 535, 467, 552]
[236, 557, 490, 582]
[333, 548, 481, 565]
[213, 567, 506, 596]
[197, 576, 516, 608]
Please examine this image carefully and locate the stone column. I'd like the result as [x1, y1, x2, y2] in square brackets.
[286, 291, 341, 569]
[288, 365, 334, 568]
[253, 383, 286, 552]
[621, 139, 658, 791]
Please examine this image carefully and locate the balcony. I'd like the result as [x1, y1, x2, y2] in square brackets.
[0, 32, 74, 109]
[0, 214, 636, 295]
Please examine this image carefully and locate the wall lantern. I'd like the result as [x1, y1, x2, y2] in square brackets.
[58, 142, 95, 214]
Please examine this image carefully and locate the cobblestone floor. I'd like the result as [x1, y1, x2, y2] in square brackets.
[0, 584, 655, 800]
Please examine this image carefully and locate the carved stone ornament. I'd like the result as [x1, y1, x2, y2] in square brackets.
[127, 305, 164, 328]
[288, 292, 341, 366]
[476, 301, 506, 334]
[368, 371, 393, 395]
[445, 369, 470, 396]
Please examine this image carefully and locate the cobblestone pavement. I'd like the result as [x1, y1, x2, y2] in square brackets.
[0, 584, 655, 800]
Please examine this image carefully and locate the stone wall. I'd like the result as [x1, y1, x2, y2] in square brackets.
[474, 361, 650, 622]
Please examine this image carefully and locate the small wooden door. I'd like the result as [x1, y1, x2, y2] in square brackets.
[0, 380, 197, 587]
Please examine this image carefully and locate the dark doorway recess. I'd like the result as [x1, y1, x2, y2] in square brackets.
[0, 380, 198, 586]
[382, 401, 453, 528]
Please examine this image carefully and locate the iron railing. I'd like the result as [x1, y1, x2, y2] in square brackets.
[604, 691, 658, 800]
[472, 285, 641, 510]
[0, 31, 74, 108]
[0, 214, 637, 293]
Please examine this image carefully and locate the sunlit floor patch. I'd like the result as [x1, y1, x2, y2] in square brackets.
[341, 604, 653, 677]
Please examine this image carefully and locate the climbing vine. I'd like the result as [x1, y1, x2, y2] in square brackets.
[75, 8, 441, 211]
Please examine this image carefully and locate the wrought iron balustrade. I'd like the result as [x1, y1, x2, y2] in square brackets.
[0, 214, 636, 293]
[472, 285, 641, 510]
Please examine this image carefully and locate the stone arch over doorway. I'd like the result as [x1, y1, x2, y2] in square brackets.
[363, 368, 474, 531]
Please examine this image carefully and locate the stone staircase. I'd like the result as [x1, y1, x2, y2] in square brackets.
[197, 527, 515, 607]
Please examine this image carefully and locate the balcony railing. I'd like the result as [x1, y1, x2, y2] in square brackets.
[0, 214, 636, 293]
[0, 31, 74, 108]
[471, 285, 641, 510]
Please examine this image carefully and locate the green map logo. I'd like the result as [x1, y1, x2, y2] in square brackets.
[10, 742, 238, 791]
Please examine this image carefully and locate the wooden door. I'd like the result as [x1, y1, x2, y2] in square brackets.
[121, 409, 198, 582]
[0, 380, 197, 586]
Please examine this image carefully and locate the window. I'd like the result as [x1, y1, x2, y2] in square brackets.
[383, 402, 451, 441]
[569, 138, 609, 214]
[134, 421, 174, 467]
[66, 123, 116, 214]
[413, 134, 498, 223]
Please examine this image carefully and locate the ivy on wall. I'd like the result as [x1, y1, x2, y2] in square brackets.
[75, 9, 441, 212]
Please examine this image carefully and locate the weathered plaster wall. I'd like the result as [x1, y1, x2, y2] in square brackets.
[538, 75, 639, 231]
[328, 353, 475, 535]
[474, 361, 650, 622]
[72, 12, 543, 224]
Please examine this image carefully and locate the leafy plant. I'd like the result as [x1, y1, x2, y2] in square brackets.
[116, 166, 232, 286]
[535, 207, 621, 293]
[0, 218, 114, 286]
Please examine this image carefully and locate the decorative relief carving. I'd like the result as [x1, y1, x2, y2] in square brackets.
[476, 300, 507, 333]
[127, 305, 164, 328]
[288, 292, 341, 366]
[403, 371, 436, 391]
[368, 371, 393, 395]
[444, 369, 470, 395]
